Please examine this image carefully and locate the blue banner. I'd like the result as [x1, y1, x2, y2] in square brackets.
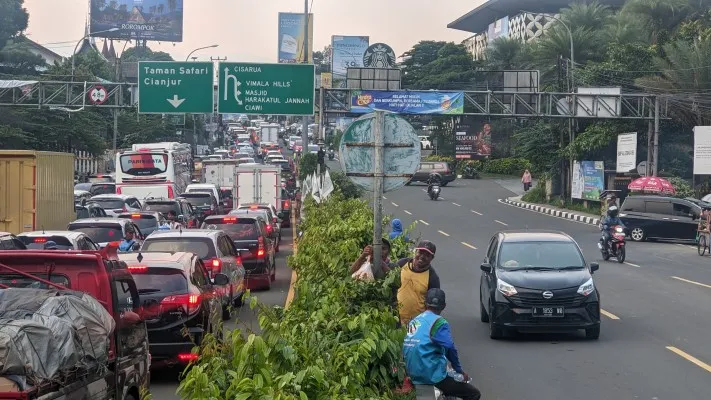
[350, 91, 464, 114]
[331, 36, 369, 88]
[278, 13, 313, 64]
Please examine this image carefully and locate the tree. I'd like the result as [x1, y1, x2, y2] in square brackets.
[622, 0, 689, 44]
[484, 37, 531, 70]
[0, 0, 29, 48]
[399, 41, 477, 89]
[312, 46, 330, 74]
[0, 41, 46, 75]
[120, 46, 174, 61]
[47, 51, 114, 81]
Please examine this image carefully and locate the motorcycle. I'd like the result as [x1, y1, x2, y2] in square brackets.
[328, 149, 335, 160]
[598, 225, 626, 263]
[428, 184, 441, 200]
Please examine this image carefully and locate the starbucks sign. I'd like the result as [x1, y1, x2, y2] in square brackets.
[363, 43, 397, 68]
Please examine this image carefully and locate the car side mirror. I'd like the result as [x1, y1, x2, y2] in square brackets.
[590, 262, 599, 273]
[212, 273, 229, 286]
[480, 263, 492, 273]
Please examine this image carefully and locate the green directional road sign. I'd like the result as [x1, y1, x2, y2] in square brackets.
[218, 63, 314, 115]
[138, 61, 214, 114]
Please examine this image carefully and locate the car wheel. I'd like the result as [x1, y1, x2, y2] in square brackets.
[222, 289, 233, 320]
[479, 294, 489, 323]
[276, 240, 280, 253]
[270, 263, 276, 281]
[488, 303, 504, 339]
[124, 394, 137, 400]
[233, 291, 244, 307]
[630, 228, 646, 242]
[585, 325, 600, 340]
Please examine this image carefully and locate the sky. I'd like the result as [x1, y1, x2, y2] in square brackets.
[22, 0, 482, 62]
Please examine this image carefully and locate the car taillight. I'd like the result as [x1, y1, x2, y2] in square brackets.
[168, 186, 175, 199]
[131, 214, 141, 219]
[257, 236, 265, 258]
[266, 224, 273, 233]
[161, 293, 200, 314]
[284, 200, 290, 208]
[116, 186, 122, 194]
[34, 238, 48, 243]
[209, 258, 222, 273]
[178, 353, 199, 362]
[128, 265, 148, 272]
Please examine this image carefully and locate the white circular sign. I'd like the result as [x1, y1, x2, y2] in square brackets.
[89, 85, 108, 105]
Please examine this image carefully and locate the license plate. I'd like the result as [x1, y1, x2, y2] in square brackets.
[532, 306, 565, 317]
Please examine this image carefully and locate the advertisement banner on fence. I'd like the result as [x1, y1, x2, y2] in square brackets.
[332, 36, 369, 87]
[694, 126, 711, 175]
[454, 117, 492, 159]
[616, 132, 637, 173]
[278, 12, 313, 63]
[572, 161, 605, 201]
[350, 91, 464, 114]
[90, 0, 184, 42]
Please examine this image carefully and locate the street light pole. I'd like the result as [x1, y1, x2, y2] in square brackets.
[70, 28, 120, 81]
[185, 44, 219, 62]
[301, 0, 310, 157]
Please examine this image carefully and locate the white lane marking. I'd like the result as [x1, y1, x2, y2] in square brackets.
[461, 242, 477, 250]
[438, 230, 450, 237]
[404, 210, 412, 215]
[495, 220, 508, 226]
[671, 276, 711, 289]
[601, 309, 620, 320]
[624, 262, 641, 268]
[452, 202, 462, 207]
[391, 202, 399, 207]
[471, 210, 483, 216]
[419, 220, 430, 226]
[383, 196, 387, 200]
[421, 189, 427, 193]
[496, 199, 598, 227]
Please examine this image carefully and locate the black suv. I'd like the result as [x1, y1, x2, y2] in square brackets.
[119, 251, 227, 367]
[141, 197, 199, 228]
[619, 195, 701, 242]
[202, 214, 276, 290]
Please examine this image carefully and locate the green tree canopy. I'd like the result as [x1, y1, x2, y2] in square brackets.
[0, 0, 28, 48]
[400, 41, 477, 89]
[120, 46, 174, 62]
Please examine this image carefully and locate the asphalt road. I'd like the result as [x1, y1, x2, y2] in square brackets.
[372, 174, 711, 399]
[149, 230, 293, 398]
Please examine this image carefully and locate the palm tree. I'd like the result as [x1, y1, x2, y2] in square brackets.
[561, 1, 613, 31]
[485, 37, 531, 70]
[622, 0, 689, 44]
[604, 12, 649, 44]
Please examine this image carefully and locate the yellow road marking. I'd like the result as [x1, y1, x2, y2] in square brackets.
[495, 220, 508, 226]
[666, 346, 711, 374]
[600, 309, 620, 320]
[419, 220, 430, 226]
[671, 276, 711, 289]
[404, 210, 412, 215]
[461, 242, 477, 250]
[471, 210, 483, 216]
[438, 230, 450, 237]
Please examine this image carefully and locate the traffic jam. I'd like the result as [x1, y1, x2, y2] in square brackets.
[0, 118, 299, 398]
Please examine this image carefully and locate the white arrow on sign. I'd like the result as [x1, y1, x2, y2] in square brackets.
[167, 94, 185, 108]
[223, 67, 243, 104]
[235, 90, 243, 105]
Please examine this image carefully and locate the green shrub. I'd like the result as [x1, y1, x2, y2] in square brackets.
[522, 179, 546, 203]
[456, 160, 481, 179]
[482, 158, 532, 176]
[667, 176, 694, 198]
[330, 170, 364, 199]
[298, 153, 318, 180]
[178, 193, 409, 399]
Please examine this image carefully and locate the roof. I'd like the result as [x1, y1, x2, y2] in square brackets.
[17, 231, 86, 239]
[91, 194, 134, 200]
[447, 0, 627, 34]
[144, 229, 222, 239]
[186, 184, 218, 189]
[70, 218, 130, 226]
[499, 230, 575, 242]
[119, 251, 193, 265]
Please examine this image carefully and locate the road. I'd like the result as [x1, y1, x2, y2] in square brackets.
[331, 152, 711, 399]
[149, 230, 293, 398]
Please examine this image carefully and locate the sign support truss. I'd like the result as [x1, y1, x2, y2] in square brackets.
[0, 81, 136, 109]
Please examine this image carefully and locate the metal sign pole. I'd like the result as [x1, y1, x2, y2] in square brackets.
[372, 110, 385, 274]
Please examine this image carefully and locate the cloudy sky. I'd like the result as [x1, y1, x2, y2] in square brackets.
[23, 0, 481, 61]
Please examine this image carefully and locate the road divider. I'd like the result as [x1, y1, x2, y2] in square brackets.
[666, 346, 711, 374]
[600, 309, 620, 320]
[501, 198, 600, 226]
[671, 276, 711, 289]
[461, 242, 477, 250]
[438, 230, 450, 237]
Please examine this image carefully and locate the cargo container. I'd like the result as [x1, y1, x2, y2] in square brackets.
[235, 165, 281, 212]
[0, 151, 74, 233]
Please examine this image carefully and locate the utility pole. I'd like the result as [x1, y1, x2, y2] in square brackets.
[372, 111, 385, 275]
[653, 96, 660, 176]
[318, 86, 325, 144]
[301, 0, 310, 155]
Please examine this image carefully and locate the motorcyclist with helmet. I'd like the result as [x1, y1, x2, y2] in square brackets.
[118, 226, 139, 252]
[427, 172, 442, 196]
[600, 205, 626, 250]
[403, 288, 481, 399]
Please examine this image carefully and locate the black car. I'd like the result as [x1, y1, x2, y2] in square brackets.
[619, 195, 701, 242]
[74, 182, 116, 196]
[119, 251, 227, 367]
[202, 214, 276, 290]
[479, 231, 601, 340]
[117, 212, 166, 236]
[141, 197, 199, 228]
[75, 202, 108, 219]
[179, 193, 219, 224]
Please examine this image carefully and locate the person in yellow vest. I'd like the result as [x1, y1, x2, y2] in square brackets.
[395, 240, 441, 327]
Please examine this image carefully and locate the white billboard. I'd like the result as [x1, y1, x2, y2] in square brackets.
[616, 133, 637, 173]
[694, 126, 711, 175]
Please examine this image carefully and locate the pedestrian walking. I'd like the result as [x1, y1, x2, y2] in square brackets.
[522, 169, 532, 192]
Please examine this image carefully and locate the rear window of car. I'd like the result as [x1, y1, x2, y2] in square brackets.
[131, 267, 188, 294]
[19, 236, 75, 250]
[68, 224, 123, 243]
[180, 194, 213, 206]
[75, 207, 90, 219]
[142, 201, 180, 215]
[202, 217, 260, 240]
[91, 198, 125, 209]
[118, 215, 159, 230]
[141, 238, 216, 259]
[89, 184, 116, 196]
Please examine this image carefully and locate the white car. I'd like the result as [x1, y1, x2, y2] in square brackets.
[265, 155, 284, 164]
[266, 150, 282, 158]
[16, 230, 101, 250]
[89, 194, 142, 217]
[419, 136, 432, 150]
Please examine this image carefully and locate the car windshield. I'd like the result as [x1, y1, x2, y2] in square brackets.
[131, 268, 188, 294]
[141, 238, 216, 259]
[119, 215, 158, 230]
[91, 199, 125, 209]
[180, 194, 212, 206]
[74, 183, 92, 191]
[188, 188, 214, 195]
[202, 219, 259, 240]
[143, 202, 180, 215]
[19, 236, 75, 250]
[89, 184, 116, 196]
[68, 224, 123, 243]
[498, 241, 585, 270]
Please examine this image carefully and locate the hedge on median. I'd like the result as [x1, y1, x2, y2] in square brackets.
[424, 155, 532, 178]
[177, 191, 413, 399]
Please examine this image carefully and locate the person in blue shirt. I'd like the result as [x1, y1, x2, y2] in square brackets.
[118, 226, 139, 252]
[389, 218, 409, 241]
[403, 288, 481, 399]
[600, 205, 625, 249]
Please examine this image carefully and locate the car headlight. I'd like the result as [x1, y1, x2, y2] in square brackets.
[577, 278, 595, 296]
[497, 279, 517, 297]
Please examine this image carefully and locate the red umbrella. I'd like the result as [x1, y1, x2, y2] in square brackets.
[627, 176, 676, 194]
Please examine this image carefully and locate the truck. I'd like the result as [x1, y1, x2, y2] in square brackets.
[0, 151, 75, 234]
[259, 124, 280, 144]
[235, 165, 281, 213]
[0, 244, 150, 399]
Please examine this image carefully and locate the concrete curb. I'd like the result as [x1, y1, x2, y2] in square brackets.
[502, 198, 601, 226]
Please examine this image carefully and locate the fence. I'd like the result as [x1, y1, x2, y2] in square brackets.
[73, 150, 114, 176]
